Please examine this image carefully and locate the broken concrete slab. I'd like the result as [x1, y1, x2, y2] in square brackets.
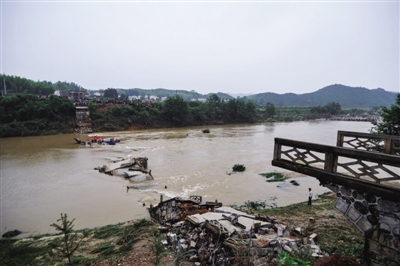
[104, 157, 137, 173]
[125, 171, 148, 182]
[149, 195, 329, 265]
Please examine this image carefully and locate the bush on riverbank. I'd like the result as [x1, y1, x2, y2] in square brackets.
[0, 94, 76, 137]
[0, 119, 76, 137]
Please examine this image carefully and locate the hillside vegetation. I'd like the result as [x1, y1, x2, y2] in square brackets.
[0, 94, 76, 137]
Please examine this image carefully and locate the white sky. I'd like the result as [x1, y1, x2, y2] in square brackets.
[1, 1, 399, 95]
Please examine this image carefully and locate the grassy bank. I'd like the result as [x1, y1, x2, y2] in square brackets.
[256, 192, 364, 259]
[0, 193, 364, 265]
[0, 219, 158, 266]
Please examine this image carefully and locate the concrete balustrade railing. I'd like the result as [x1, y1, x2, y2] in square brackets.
[272, 138, 400, 199]
[272, 135, 400, 265]
[337, 131, 400, 155]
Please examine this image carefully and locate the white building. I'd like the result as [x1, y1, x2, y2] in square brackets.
[149, 95, 158, 101]
[128, 96, 141, 100]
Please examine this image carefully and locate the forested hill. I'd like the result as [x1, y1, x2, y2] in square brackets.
[247, 84, 397, 108]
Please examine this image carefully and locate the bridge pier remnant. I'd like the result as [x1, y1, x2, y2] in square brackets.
[324, 183, 400, 265]
[75, 106, 92, 133]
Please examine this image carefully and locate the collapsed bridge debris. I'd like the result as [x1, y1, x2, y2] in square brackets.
[148, 196, 329, 265]
[149, 196, 222, 225]
[95, 156, 154, 181]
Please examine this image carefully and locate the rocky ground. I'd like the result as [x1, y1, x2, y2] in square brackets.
[1, 192, 365, 266]
[89, 192, 365, 266]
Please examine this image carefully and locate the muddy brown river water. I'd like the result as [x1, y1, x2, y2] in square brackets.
[0, 121, 373, 237]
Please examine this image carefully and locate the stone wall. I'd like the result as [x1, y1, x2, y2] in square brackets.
[75, 106, 92, 133]
[325, 183, 400, 266]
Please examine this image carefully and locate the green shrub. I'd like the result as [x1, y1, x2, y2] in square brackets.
[49, 213, 84, 266]
[277, 251, 298, 266]
[293, 247, 315, 265]
[260, 172, 288, 182]
[242, 200, 266, 210]
[232, 164, 246, 172]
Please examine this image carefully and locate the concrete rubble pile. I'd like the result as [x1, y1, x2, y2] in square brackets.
[149, 196, 329, 266]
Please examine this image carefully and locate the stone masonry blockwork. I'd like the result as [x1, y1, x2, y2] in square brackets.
[325, 183, 400, 265]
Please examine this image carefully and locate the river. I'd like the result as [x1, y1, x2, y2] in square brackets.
[0, 120, 373, 237]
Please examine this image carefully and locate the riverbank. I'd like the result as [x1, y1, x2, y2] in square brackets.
[0, 192, 364, 265]
[1, 93, 378, 138]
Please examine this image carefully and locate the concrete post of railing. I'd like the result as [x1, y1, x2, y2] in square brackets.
[337, 131, 344, 147]
[325, 152, 336, 173]
[392, 139, 400, 155]
[386, 137, 393, 154]
[273, 140, 281, 161]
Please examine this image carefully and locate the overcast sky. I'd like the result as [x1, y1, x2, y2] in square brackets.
[1, 1, 399, 95]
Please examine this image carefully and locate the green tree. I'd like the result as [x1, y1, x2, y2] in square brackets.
[103, 88, 118, 99]
[162, 95, 188, 125]
[244, 101, 257, 122]
[265, 102, 276, 118]
[225, 98, 241, 122]
[189, 101, 207, 124]
[324, 102, 341, 115]
[119, 93, 127, 101]
[206, 94, 223, 121]
[371, 94, 400, 136]
[49, 213, 84, 266]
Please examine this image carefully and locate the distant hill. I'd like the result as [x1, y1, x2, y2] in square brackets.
[206, 92, 233, 100]
[118, 84, 397, 108]
[246, 84, 398, 108]
[2, 74, 397, 108]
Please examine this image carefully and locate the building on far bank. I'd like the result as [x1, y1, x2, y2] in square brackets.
[149, 95, 158, 101]
[128, 95, 141, 100]
[68, 90, 87, 101]
[191, 98, 207, 102]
